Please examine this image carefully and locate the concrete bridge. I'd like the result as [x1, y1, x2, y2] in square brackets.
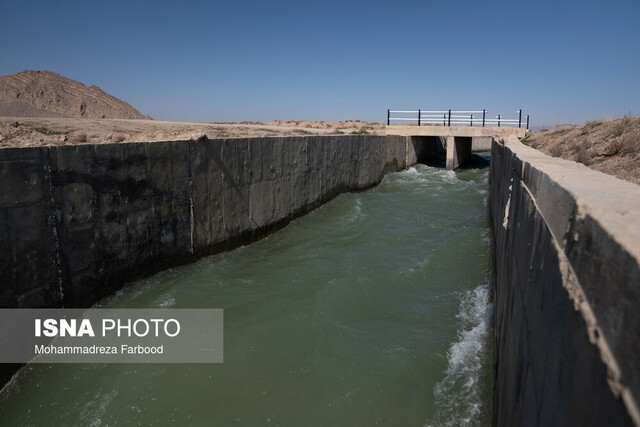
[386, 125, 526, 169]
[385, 109, 528, 170]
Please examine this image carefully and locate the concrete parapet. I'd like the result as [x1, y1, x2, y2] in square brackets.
[490, 136, 640, 426]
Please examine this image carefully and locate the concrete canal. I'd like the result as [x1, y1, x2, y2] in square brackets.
[0, 159, 495, 425]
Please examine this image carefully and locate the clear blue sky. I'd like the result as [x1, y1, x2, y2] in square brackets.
[2, 0, 639, 129]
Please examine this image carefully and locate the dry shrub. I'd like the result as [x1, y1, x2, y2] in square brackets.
[601, 138, 625, 156]
[610, 116, 633, 137]
[585, 119, 603, 129]
[549, 144, 563, 157]
[620, 128, 640, 156]
[575, 146, 591, 165]
[540, 128, 549, 132]
[73, 132, 87, 143]
[567, 140, 580, 152]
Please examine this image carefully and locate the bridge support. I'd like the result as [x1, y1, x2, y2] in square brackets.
[445, 136, 472, 170]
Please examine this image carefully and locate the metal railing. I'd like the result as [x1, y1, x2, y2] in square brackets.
[387, 109, 530, 129]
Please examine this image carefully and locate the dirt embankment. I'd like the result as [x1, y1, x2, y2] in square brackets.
[0, 117, 384, 149]
[522, 116, 640, 185]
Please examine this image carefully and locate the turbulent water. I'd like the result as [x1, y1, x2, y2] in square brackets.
[0, 160, 495, 426]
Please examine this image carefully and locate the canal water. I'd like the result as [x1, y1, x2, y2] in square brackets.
[0, 160, 495, 426]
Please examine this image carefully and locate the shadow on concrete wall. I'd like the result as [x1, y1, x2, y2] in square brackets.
[411, 136, 446, 167]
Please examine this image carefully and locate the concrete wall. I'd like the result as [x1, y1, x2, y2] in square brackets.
[471, 136, 492, 152]
[0, 135, 407, 309]
[490, 136, 640, 426]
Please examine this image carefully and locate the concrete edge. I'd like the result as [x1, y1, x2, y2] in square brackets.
[498, 135, 640, 424]
[502, 135, 640, 260]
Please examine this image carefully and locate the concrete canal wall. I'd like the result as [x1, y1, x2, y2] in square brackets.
[490, 136, 640, 426]
[0, 135, 407, 309]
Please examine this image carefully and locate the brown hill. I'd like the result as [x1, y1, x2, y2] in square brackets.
[523, 116, 640, 185]
[0, 70, 147, 120]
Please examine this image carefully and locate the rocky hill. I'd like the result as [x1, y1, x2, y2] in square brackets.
[0, 70, 147, 120]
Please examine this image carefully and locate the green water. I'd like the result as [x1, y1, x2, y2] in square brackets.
[0, 161, 494, 426]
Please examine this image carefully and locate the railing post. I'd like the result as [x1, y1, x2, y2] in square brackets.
[443, 114, 446, 126]
[418, 109, 421, 127]
[497, 115, 501, 127]
[526, 115, 530, 130]
[482, 109, 486, 127]
[518, 109, 522, 128]
[448, 109, 451, 126]
[387, 109, 390, 126]
[470, 114, 473, 126]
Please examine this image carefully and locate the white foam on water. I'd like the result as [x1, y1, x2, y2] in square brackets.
[394, 167, 429, 185]
[80, 388, 118, 426]
[442, 170, 459, 184]
[427, 281, 494, 426]
[156, 293, 176, 308]
[347, 197, 365, 223]
[407, 166, 420, 175]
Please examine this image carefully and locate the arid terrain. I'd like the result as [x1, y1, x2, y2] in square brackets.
[0, 116, 384, 148]
[523, 116, 640, 185]
[1, 115, 638, 185]
[0, 70, 383, 147]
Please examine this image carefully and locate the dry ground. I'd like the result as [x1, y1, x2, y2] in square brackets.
[0, 117, 385, 149]
[3, 115, 637, 186]
[522, 116, 640, 185]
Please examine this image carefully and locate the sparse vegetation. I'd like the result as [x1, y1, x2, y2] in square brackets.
[22, 123, 71, 136]
[257, 128, 278, 134]
[520, 135, 533, 144]
[525, 115, 640, 184]
[585, 119, 604, 129]
[1, 117, 387, 148]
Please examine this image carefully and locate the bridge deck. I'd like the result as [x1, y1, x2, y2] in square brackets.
[385, 125, 526, 138]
